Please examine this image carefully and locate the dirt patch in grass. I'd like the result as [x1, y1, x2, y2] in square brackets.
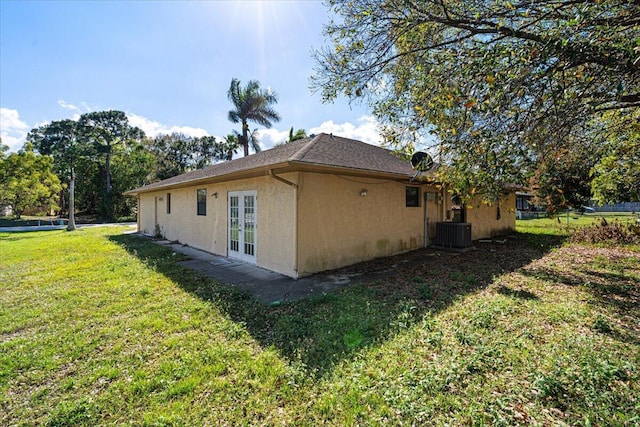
[330, 235, 551, 305]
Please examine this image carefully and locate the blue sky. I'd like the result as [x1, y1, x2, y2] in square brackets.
[0, 0, 379, 153]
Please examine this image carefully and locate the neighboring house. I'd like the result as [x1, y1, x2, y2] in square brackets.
[515, 191, 545, 219]
[126, 133, 516, 278]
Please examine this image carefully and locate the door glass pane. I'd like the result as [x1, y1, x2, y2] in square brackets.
[243, 195, 255, 256]
[229, 196, 239, 252]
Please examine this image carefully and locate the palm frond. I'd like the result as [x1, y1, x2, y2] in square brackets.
[249, 128, 261, 153]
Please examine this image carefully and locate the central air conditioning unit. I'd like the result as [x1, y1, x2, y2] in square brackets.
[435, 222, 472, 249]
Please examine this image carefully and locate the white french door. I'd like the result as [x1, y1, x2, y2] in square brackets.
[228, 191, 257, 263]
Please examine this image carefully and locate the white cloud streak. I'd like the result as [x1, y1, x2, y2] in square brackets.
[0, 108, 30, 153]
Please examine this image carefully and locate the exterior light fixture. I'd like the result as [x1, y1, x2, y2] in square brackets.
[212, 192, 218, 198]
[360, 189, 368, 197]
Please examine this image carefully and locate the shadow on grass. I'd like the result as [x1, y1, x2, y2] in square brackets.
[110, 232, 566, 375]
[520, 245, 640, 345]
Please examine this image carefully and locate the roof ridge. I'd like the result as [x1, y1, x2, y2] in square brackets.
[289, 133, 323, 162]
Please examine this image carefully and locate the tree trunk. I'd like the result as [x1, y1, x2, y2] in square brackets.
[105, 146, 111, 194]
[242, 121, 249, 157]
[67, 169, 76, 231]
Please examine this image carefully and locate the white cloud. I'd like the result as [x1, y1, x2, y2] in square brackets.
[126, 113, 210, 139]
[0, 108, 30, 153]
[310, 115, 382, 146]
[58, 99, 79, 111]
[256, 128, 290, 150]
[249, 116, 382, 154]
[56, 101, 209, 139]
[57, 99, 90, 120]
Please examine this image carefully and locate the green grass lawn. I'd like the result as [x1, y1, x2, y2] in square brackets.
[517, 212, 638, 234]
[1, 222, 638, 425]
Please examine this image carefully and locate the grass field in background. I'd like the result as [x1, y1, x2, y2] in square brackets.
[517, 211, 637, 233]
[1, 221, 638, 425]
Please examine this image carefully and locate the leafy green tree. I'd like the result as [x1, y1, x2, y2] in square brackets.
[530, 140, 599, 214]
[78, 111, 145, 220]
[78, 110, 145, 194]
[147, 133, 237, 180]
[227, 78, 281, 156]
[110, 141, 156, 218]
[148, 133, 194, 180]
[312, 0, 639, 204]
[73, 158, 101, 217]
[0, 144, 61, 219]
[591, 110, 640, 204]
[192, 136, 228, 169]
[28, 119, 89, 230]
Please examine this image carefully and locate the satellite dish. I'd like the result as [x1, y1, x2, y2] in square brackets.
[411, 151, 434, 172]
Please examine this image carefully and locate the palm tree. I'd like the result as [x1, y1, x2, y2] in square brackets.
[288, 127, 307, 142]
[222, 133, 239, 161]
[227, 78, 281, 156]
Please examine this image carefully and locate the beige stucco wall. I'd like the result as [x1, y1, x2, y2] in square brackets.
[137, 174, 298, 277]
[139, 194, 156, 237]
[465, 193, 516, 240]
[295, 172, 445, 277]
[136, 173, 516, 279]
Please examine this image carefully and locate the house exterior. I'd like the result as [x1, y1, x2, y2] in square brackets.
[127, 133, 515, 278]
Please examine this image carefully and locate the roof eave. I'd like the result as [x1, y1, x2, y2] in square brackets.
[285, 161, 417, 181]
[126, 161, 293, 195]
[125, 160, 441, 196]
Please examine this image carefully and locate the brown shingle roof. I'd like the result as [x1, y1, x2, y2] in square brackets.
[127, 133, 434, 194]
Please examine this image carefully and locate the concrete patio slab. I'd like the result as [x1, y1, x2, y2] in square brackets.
[153, 239, 393, 305]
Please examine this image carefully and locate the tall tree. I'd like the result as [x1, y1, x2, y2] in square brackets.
[79, 111, 145, 195]
[0, 144, 61, 219]
[227, 78, 281, 156]
[78, 111, 145, 220]
[28, 119, 87, 230]
[312, 0, 639, 204]
[110, 141, 156, 218]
